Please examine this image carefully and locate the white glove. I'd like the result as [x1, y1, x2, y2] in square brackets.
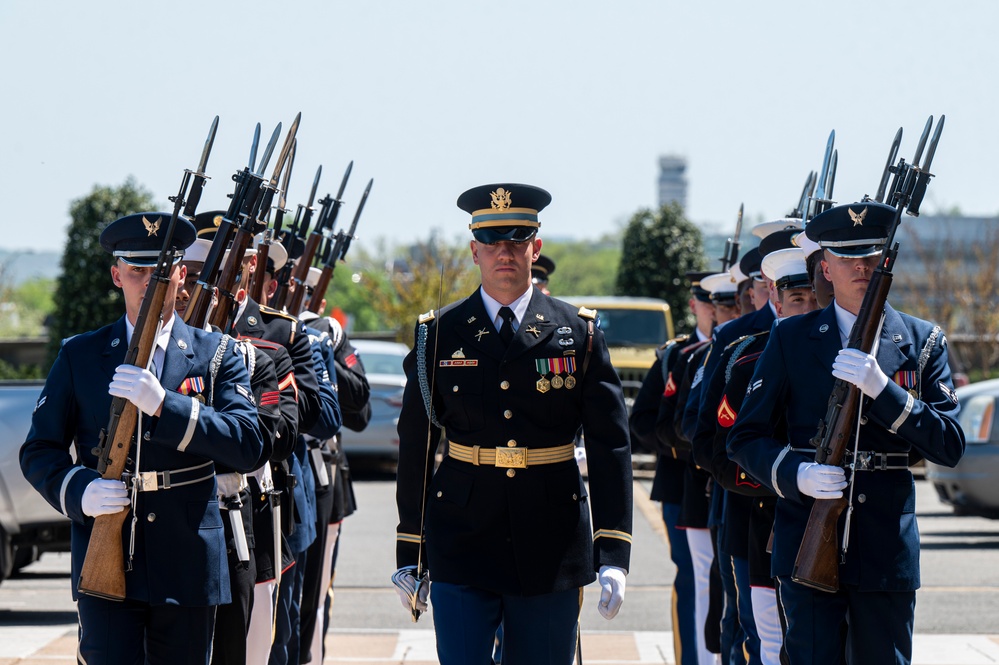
[391, 566, 429, 613]
[597, 565, 627, 619]
[81, 478, 130, 517]
[109, 364, 166, 416]
[831, 348, 889, 398]
[796, 462, 848, 500]
[574, 445, 588, 477]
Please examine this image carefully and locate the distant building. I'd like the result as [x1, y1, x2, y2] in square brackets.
[657, 155, 688, 210]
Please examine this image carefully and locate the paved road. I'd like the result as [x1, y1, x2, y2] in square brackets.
[1, 473, 997, 664]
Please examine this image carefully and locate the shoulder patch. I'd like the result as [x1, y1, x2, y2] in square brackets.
[724, 330, 767, 351]
[418, 309, 436, 324]
[577, 306, 597, 320]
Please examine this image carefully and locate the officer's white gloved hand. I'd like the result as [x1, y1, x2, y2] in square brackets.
[597, 565, 627, 619]
[391, 566, 429, 613]
[831, 348, 889, 398]
[81, 478, 130, 517]
[109, 365, 166, 416]
[796, 462, 848, 500]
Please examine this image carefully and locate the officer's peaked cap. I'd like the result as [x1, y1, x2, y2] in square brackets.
[804, 202, 894, 258]
[738, 250, 763, 281]
[100, 212, 195, 266]
[762, 248, 810, 291]
[685, 271, 714, 303]
[758, 229, 800, 260]
[532, 254, 556, 281]
[701, 272, 739, 305]
[458, 183, 551, 243]
[751, 216, 802, 240]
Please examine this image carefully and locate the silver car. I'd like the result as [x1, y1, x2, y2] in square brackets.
[340, 339, 408, 464]
[0, 381, 71, 583]
[925, 378, 999, 517]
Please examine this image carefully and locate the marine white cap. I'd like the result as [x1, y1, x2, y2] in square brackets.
[762, 248, 810, 290]
[751, 217, 803, 239]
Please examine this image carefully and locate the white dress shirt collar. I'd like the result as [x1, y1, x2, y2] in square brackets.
[480, 286, 533, 332]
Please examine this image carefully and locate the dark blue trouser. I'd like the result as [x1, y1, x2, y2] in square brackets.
[78, 595, 215, 665]
[430, 582, 580, 665]
[732, 555, 761, 665]
[662, 501, 700, 665]
[717, 540, 746, 665]
[777, 576, 915, 665]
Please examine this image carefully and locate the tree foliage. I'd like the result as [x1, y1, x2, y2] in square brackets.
[47, 178, 156, 369]
[364, 232, 479, 346]
[615, 203, 707, 334]
[536, 234, 621, 297]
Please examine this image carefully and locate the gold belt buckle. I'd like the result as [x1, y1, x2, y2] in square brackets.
[138, 471, 159, 492]
[494, 447, 528, 469]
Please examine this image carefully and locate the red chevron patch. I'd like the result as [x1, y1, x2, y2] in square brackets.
[717, 395, 737, 428]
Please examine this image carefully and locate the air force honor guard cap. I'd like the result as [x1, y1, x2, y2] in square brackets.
[758, 228, 800, 259]
[685, 271, 714, 303]
[762, 248, 811, 291]
[701, 272, 739, 306]
[804, 202, 894, 258]
[532, 254, 556, 284]
[99, 212, 195, 266]
[458, 183, 552, 243]
[738, 251, 763, 282]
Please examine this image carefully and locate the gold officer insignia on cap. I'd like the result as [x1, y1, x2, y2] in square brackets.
[848, 207, 867, 226]
[490, 188, 512, 210]
[142, 215, 161, 237]
[452, 348, 465, 359]
[213, 215, 223, 227]
[475, 328, 489, 341]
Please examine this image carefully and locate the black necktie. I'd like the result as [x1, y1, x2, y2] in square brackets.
[498, 306, 515, 346]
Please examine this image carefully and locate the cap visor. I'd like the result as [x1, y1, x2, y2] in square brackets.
[472, 226, 537, 243]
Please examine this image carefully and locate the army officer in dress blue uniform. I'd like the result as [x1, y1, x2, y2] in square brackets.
[20, 213, 263, 665]
[727, 202, 965, 665]
[393, 183, 633, 665]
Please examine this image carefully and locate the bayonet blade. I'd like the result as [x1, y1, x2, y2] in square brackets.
[796, 171, 815, 219]
[814, 130, 835, 202]
[269, 112, 301, 187]
[197, 116, 219, 175]
[255, 122, 282, 177]
[347, 178, 373, 237]
[277, 140, 296, 212]
[875, 127, 903, 203]
[248, 123, 261, 171]
[911, 115, 933, 170]
[921, 114, 945, 174]
[827, 150, 838, 201]
[307, 166, 322, 209]
[335, 161, 353, 200]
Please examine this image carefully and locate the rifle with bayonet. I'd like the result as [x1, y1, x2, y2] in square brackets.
[284, 161, 353, 316]
[269, 165, 322, 310]
[208, 113, 300, 332]
[806, 130, 837, 221]
[77, 123, 214, 599]
[250, 139, 297, 303]
[306, 178, 373, 314]
[792, 115, 945, 593]
[719, 203, 743, 272]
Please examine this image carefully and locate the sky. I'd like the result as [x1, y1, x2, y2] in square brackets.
[1, 1, 996, 256]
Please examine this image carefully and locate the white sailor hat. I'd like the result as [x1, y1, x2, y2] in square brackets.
[252, 233, 288, 273]
[751, 216, 803, 240]
[793, 230, 823, 259]
[762, 248, 810, 291]
[701, 272, 739, 305]
[305, 266, 323, 289]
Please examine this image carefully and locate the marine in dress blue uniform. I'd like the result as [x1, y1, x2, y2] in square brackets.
[394, 184, 633, 665]
[20, 213, 263, 665]
[727, 203, 966, 665]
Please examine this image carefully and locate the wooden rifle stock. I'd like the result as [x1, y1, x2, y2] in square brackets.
[792, 268, 893, 591]
[284, 232, 322, 315]
[78, 275, 170, 600]
[305, 263, 333, 314]
[249, 241, 270, 303]
[209, 227, 256, 330]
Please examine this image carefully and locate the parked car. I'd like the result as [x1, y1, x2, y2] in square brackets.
[0, 381, 71, 584]
[925, 377, 999, 517]
[340, 340, 409, 464]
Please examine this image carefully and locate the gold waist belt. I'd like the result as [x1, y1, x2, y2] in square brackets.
[448, 441, 576, 469]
